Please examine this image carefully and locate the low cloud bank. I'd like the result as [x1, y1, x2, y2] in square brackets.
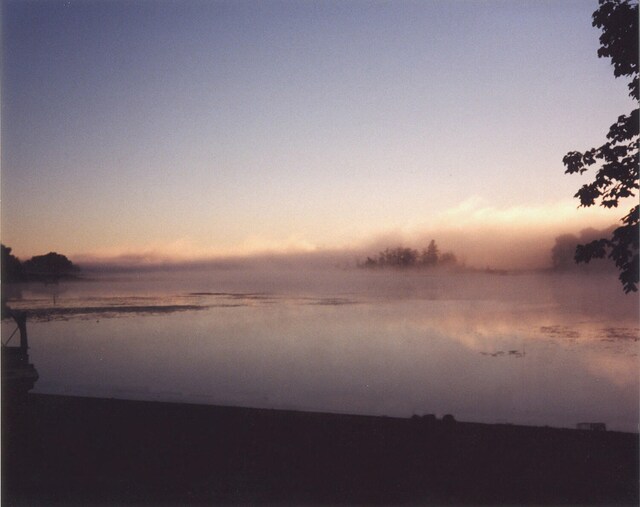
[74, 198, 624, 273]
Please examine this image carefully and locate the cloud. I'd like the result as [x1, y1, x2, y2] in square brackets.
[74, 238, 217, 266]
[429, 196, 618, 231]
[359, 197, 625, 270]
[73, 197, 626, 271]
[236, 235, 319, 255]
[73, 235, 325, 269]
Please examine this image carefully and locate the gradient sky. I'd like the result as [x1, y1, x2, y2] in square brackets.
[1, 0, 635, 266]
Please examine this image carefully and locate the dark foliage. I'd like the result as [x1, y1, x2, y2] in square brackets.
[551, 228, 617, 271]
[23, 252, 80, 279]
[1, 245, 26, 314]
[1, 244, 26, 283]
[421, 239, 439, 266]
[563, 0, 639, 292]
[360, 241, 457, 269]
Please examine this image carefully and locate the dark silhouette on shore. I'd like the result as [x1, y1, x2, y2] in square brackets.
[563, 0, 639, 293]
[1, 245, 26, 282]
[2, 394, 638, 505]
[1, 307, 38, 400]
[23, 251, 80, 281]
[1, 244, 80, 283]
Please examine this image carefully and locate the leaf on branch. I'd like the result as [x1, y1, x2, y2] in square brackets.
[575, 239, 610, 263]
[563, 152, 584, 174]
[567, 0, 638, 293]
[606, 109, 639, 141]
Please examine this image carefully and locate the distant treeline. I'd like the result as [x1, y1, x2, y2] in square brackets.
[358, 240, 458, 269]
[550, 228, 618, 272]
[1, 244, 80, 282]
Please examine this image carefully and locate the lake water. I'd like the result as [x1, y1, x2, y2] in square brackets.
[2, 268, 638, 432]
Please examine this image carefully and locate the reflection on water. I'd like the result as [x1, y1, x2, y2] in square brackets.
[2, 270, 638, 432]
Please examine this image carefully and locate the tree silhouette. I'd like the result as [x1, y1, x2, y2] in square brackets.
[1, 244, 25, 283]
[421, 240, 440, 266]
[23, 252, 79, 279]
[551, 229, 616, 271]
[563, 0, 638, 292]
[359, 241, 457, 270]
[375, 247, 419, 268]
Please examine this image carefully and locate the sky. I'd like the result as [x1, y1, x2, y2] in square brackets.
[1, 0, 636, 269]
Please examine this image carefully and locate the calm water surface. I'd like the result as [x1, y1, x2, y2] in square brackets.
[3, 269, 638, 432]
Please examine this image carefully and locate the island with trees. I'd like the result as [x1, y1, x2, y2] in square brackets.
[357, 240, 459, 270]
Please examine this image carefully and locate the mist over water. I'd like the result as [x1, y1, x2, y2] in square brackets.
[3, 267, 638, 432]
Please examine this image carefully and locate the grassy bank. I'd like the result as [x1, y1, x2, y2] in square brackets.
[3, 394, 638, 505]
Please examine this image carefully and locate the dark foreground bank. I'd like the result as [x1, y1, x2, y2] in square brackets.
[3, 394, 638, 505]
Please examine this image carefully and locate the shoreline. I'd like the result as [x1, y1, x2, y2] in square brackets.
[3, 393, 638, 505]
[21, 389, 640, 434]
